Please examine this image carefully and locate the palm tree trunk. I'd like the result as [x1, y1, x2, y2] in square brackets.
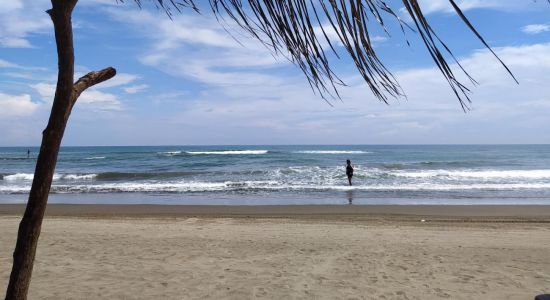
[5, 1, 115, 298]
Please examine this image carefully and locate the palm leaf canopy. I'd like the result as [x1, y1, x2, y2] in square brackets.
[129, 0, 525, 109]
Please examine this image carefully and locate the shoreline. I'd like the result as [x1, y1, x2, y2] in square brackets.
[2, 204, 550, 222]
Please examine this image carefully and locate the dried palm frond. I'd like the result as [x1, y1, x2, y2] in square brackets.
[132, 0, 528, 109]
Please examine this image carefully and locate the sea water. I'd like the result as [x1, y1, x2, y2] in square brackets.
[1, 145, 550, 205]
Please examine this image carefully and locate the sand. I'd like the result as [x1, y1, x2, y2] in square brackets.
[1, 205, 550, 299]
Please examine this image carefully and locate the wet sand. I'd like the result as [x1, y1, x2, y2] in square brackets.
[2, 204, 550, 221]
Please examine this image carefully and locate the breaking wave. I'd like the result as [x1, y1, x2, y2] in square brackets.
[293, 150, 369, 154]
[2, 181, 550, 194]
[157, 151, 182, 156]
[185, 150, 268, 155]
[2, 173, 97, 181]
[393, 169, 550, 179]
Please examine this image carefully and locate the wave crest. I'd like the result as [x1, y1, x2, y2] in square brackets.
[294, 150, 369, 154]
[186, 150, 268, 155]
[157, 151, 182, 156]
[2, 173, 97, 181]
[2, 181, 550, 194]
[394, 169, 550, 179]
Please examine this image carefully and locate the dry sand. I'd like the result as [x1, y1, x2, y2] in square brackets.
[1, 205, 550, 299]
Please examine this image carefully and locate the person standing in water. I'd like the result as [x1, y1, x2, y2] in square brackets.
[346, 159, 354, 186]
[27, 149, 30, 159]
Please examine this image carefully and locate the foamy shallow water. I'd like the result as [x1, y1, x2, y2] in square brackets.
[1, 145, 550, 204]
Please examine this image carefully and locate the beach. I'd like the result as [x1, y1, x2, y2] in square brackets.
[1, 204, 550, 299]
[2, 0, 550, 296]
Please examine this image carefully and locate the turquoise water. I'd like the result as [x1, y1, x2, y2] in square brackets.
[1, 145, 550, 205]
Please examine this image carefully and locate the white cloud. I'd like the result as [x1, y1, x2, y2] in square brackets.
[153, 42, 550, 144]
[0, 59, 51, 82]
[28, 69, 139, 112]
[101, 2, 550, 143]
[418, 0, 495, 13]
[1, 71, 54, 81]
[2, 1, 549, 145]
[0, 59, 20, 68]
[31, 82, 122, 111]
[415, 0, 540, 14]
[108, 8, 285, 87]
[90, 73, 139, 88]
[69, 4, 550, 144]
[31, 82, 56, 102]
[124, 84, 149, 94]
[5, 41, 548, 145]
[0, 0, 52, 48]
[371, 36, 388, 43]
[78, 89, 122, 111]
[0, 92, 39, 118]
[312, 23, 388, 49]
[522, 24, 550, 34]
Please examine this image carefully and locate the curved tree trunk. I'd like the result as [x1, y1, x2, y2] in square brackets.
[5, 1, 115, 299]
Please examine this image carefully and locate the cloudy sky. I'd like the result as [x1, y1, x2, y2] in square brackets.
[0, 0, 549, 146]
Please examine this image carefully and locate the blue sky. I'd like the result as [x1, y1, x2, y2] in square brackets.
[0, 0, 549, 146]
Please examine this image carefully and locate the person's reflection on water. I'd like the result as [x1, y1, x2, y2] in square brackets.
[346, 190, 354, 205]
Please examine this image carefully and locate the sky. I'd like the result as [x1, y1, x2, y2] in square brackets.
[0, 0, 549, 146]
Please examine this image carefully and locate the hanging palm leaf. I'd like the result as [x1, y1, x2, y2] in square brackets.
[135, 0, 523, 109]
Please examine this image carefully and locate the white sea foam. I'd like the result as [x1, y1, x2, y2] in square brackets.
[62, 174, 97, 180]
[157, 151, 182, 156]
[49, 180, 279, 193]
[394, 169, 550, 179]
[85, 156, 105, 160]
[294, 150, 369, 154]
[2, 173, 97, 181]
[0, 185, 30, 193]
[3, 181, 550, 194]
[54, 182, 550, 193]
[298, 183, 550, 191]
[3, 173, 35, 181]
[186, 150, 268, 155]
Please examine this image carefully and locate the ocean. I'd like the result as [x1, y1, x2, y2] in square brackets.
[1, 145, 550, 205]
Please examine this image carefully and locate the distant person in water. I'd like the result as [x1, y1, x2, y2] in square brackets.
[27, 149, 30, 159]
[346, 159, 354, 186]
